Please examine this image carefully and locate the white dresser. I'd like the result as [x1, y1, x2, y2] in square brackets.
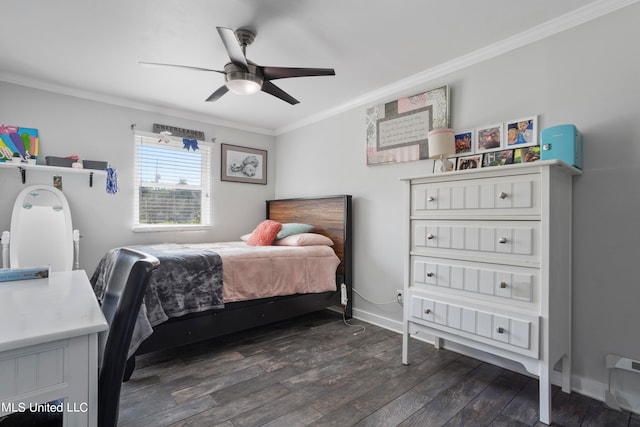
[401, 160, 581, 425]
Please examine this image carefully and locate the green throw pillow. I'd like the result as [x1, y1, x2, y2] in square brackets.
[276, 223, 314, 239]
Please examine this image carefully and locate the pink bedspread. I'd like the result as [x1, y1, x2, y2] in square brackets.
[176, 241, 340, 302]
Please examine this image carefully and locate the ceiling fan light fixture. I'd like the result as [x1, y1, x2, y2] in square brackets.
[145, 28, 335, 104]
[224, 64, 263, 95]
[225, 77, 262, 95]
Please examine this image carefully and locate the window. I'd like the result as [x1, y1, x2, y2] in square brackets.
[133, 132, 211, 231]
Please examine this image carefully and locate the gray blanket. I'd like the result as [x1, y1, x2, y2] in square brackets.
[90, 244, 224, 357]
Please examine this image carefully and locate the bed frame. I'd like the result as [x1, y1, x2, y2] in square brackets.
[124, 195, 352, 378]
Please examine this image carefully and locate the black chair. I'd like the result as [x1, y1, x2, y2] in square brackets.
[0, 248, 159, 427]
[97, 248, 159, 427]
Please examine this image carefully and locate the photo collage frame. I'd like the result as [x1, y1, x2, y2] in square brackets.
[435, 115, 540, 172]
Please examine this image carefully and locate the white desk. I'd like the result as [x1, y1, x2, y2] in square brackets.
[0, 270, 108, 427]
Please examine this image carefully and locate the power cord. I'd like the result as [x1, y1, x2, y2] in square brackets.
[342, 304, 365, 335]
[352, 287, 399, 305]
[339, 288, 403, 335]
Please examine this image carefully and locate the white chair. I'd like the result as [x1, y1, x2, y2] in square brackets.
[1, 185, 79, 272]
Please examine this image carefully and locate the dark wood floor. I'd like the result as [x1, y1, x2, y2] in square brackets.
[118, 310, 638, 427]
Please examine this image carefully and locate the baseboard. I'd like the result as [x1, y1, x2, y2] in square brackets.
[351, 307, 404, 332]
[349, 307, 639, 414]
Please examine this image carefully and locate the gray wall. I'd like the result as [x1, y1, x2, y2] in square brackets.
[0, 82, 276, 275]
[274, 4, 640, 404]
[2, 2, 639, 407]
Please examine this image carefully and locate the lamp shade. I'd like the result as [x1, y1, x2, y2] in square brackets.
[428, 128, 455, 159]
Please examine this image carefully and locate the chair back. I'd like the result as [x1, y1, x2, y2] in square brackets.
[97, 248, 159, 427]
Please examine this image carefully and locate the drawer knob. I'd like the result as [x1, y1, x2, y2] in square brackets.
[496, 327, 505, 334]
[499, 282, 508, 288]
[426, 272, 434, 277]
[498, 237, 508, 244]
[424, 309, 432, 314]
[498, 191, 508, 199]
[427, 196, 435, 202]
[427, 233, 435, 240]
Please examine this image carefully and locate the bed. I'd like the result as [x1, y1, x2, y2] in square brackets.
[91, 195, 352, 379]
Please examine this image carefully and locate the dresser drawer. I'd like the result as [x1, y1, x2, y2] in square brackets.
[412, 220, 540, 266]
[411, 256, 538, 304]
[409, 294, 539, 358]
[412, 173, 540, 218]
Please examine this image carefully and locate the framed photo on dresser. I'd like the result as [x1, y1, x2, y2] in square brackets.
[475, 124, 503, 153]
[454, 130, 474, 155]
[505, 116, 538, 148]
[483, 149, 514, 167]
[456, 154, 483, 170]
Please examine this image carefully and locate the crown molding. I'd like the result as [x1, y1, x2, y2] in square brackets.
[1, 0, 635, 137]
[275, 0, 639, 135]
[0, 72, 276, 136]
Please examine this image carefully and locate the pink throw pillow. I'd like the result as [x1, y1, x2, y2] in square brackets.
[247, 220, 282, 246]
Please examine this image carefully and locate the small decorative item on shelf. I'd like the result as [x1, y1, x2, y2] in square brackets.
[83, 160, 108, 170]
[46, 156, 77, 167]
[540, 124, 582, 169]
[428, 128, 456, 173]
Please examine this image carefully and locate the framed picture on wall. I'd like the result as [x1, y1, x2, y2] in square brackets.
[475, 124, 503, 153]
[505, 116, 538, 148]
[365, 85, 449, 166]
[221, 143, 267, 184]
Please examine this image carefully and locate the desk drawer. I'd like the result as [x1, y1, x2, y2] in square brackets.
[0, 341, 66, 402]
[412, 220, 540, 266]
[411, 256, 537, 304]
[409, 294, 539, 358]
[412, 174, 540, 218]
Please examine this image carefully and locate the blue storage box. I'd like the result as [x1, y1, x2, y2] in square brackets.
[540, 124, 583, 169]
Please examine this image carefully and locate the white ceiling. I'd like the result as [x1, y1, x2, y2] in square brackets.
[0, 0, 618, 135]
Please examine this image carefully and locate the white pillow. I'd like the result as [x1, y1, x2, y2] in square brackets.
[272, 233, 334, 246]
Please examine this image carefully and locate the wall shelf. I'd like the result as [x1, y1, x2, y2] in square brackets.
[0, 162, 107, 186]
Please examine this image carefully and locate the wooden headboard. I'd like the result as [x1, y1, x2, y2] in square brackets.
[266, 195, 352, 282]
[129, 195, 354, 360]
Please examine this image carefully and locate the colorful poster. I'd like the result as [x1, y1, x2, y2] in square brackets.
[0, 125, 38, 162]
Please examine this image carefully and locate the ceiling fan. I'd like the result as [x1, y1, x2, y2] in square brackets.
[140, 27, 335, 105]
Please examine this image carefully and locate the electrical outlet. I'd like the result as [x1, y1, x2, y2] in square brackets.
[340, 283, 348, 305]
[396, 289, 403, 305]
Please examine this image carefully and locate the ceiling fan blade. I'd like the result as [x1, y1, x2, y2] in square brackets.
[205, 85, 229, 102]
[216, 27, 248, 71]
[139, 61, 225, 73]
[261, 66, 335, 81]
[261, 81, 299, 105]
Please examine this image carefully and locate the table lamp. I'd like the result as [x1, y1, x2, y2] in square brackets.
[428, 128, 455, 172]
